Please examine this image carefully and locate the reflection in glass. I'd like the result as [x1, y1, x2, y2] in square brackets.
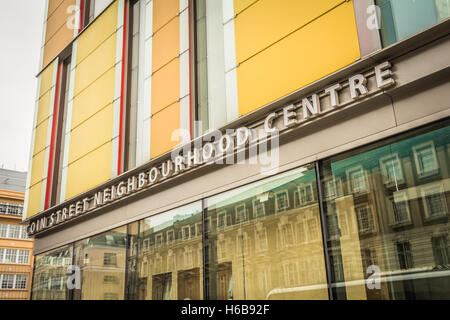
[322, 124, 450, 299]
[205, 165, 328, 300]
[32, 245, 73, 300]
[73, 226, 127, 300]
[377, 0, 450, 47]
[129, 202, 203, 300]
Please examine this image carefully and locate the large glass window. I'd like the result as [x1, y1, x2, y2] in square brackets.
[321, 123, 450, 299]
[204, 165, 329, 300]
[32, 245, 73, 300]
[73, 226, 127, 300]
[377, 0, 450, 47]
[31, 121, 450, 300]
[129, 202, 204, 300]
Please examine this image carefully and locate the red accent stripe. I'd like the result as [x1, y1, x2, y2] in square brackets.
[188, 1, 192, 139]
[117, 2, 128, 175]
[79, 0, 84, 34]
[45, 63, 62, 210]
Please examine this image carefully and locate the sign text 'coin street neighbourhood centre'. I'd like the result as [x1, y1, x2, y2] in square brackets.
[27, 61, 396, 235]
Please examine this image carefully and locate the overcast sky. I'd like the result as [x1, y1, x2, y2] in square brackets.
[0, 1, 45, 173]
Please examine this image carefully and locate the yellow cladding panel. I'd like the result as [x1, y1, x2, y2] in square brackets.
[39, 63, 55, 98]
[153, 0, 179, 32]
[151, 58, 180, 114]
[68, 104, 114, 164]
[65, 142, 112, 199]
[71, 67, 115, 128]
[45, 0, 77, 44]
[33, 119, 49, 156]
[235, 0, 343, 63]
[43, 19, 75, 67]
[76, 1, 118, 64]
[36, 91, 52, 127]
[74, 33, 116, 96]
[236, 1, 360, 115]
[234, 0, 259, 14]
[29, 150, 46, 187]
[26, 181, 44, 218]
[150, 103, 180, 158]
[152, 16, 179, 72]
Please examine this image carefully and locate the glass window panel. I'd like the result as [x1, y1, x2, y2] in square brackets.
[32, 245, 73, 300]
[17, 250, 29, 264]
[205, 165, 328, 300]
[128, 202, 203, 300]
[1, 274, 14, 289]
[15, 275, 27, 289]
[0, 224, 7, 238]
[322, 123, 450, 300]
[5, 249, 17, 263]
[73, 226, 127, 300]
[9, 225, 21, 239]
[377, 0, 450, 47]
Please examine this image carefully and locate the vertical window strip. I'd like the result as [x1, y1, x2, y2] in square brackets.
[135, 0, 151, 167]
[112, 0, 126, 178]
[41, 59, 60, 212]
[222, 0, 239, 122]
[44, 61, 63, 210]
[118, 1, 129, 175]
[59, 42, 77, 204]
[180, 0, 191, 141]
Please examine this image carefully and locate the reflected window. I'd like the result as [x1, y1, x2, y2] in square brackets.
[391, 192, 412, 225]
[380, 153, 404, 185]
[397, 241, 414, 270]
[32, 246, 73, 300]
[297, 182, 315, 206]
[167, 230, 175, 243]
[182, 226, 190, 240]
[432, 235, 449, 267]
[255, 227, 268, 252]
[421, 183, 447, 219]
[129, 202, 203, 300]
[377, 0, 450, 47]
[355, 204, 374, 234]
[413, 141, 439, 177]
[205, 165, 328, 300]
[103, 253, 117, 266]
[321, 123, 450, 299]
[275, 191, 290, 212]
[347, 166, 368, 194]
[253, 200, 266, 218]
[323, 177, 342, 200]
[235, 204, 247, 223]
[73, 227, 127, 300]
[217, 211, 227, 229]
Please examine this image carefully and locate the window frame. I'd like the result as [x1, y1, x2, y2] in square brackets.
[390, 191, 412, 226]
[275, 190, 290, 213]
[412, 141, 439, 177]
[355, 203, 375, 234]
[421, 182, 448, 220]
[379, 152, 405, 186]
[346, 165, 369, 194]
[234, 203, 248, 223]
[252, 199, 266, 218]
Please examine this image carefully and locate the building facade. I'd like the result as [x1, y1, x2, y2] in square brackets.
[25, 0, 449, 300]
[0, 169, 33, 300]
